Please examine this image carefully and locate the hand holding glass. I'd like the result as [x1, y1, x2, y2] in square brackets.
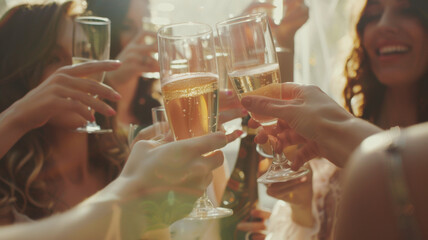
[217, 13, 309, 183]
[73, 16, 111, 133]
[158, 22, 232, 220]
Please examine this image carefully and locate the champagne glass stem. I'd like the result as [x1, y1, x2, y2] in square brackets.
[257, 135, 309, 184]
[267, 138, 292, 171]
[193, 191, 214, 209]
[186, 190, 232, 220]
[270, 138, 286, 164]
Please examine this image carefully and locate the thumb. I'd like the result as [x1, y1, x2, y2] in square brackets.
[241, 96, 301, 123]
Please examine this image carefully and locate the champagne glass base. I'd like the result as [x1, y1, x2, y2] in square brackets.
[257, 162, 310, 184]
[184, 194, 233, 220]
[75, 122, 112, 134]
[185, 206, 233, 220]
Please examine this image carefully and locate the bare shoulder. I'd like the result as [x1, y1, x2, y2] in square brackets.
[336, 124, 428, 240]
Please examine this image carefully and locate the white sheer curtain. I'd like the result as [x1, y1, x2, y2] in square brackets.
[150, 0, 352, 99]
[294, 0, 351, 99]
[0, 0, 7, 16]
[149, 0, 252, 29]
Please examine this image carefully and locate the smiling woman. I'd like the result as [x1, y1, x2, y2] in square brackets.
[343, 0, 428, 128]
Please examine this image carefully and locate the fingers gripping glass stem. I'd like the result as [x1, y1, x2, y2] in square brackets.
[217, 13, 309, 184]
[256, 139, 309, 184]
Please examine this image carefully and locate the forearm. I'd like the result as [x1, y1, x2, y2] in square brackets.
[0, 106, 29, 158]
[319, 117, 382, 167]
[277, 48, 294, 84]
[0, 200, 114, 240]
[0, 185, 170, 240]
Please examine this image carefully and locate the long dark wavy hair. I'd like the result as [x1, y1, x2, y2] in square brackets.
[343, 0, 428, 124]
[85, 0, 161, 127]
[0, 2, 127, 222]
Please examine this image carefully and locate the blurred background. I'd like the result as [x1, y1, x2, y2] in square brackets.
[1, 0, 350, 98]
[1, 0, 281, 26]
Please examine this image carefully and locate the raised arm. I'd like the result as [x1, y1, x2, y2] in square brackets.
[0, 131, 241, 240]
[0, 61, 122, 158]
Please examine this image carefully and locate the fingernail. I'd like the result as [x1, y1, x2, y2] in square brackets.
[107, 60, 121, 66]
[241, 109, 248, 115]
[225, 90, 234, 96]
[114, 92, 122, 100]
[235, 130, 244, 137]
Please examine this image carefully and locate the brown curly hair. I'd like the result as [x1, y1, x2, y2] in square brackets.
[343, 0, 428, 124]
[0, 2, 127, 222]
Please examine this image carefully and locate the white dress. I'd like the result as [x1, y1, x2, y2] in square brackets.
[265, 159, 342, 240]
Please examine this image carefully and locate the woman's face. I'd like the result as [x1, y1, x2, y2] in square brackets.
[362, 0, 428, 88]
[42, 16, 73, 79]
[43, 16, 88, 129]
[120, 0, 150, 48]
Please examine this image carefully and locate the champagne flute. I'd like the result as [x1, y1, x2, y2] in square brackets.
[73, 16, 111, 133]
[158, 22, 232, 220]
[151, 106, 169, 141]
[217, 12, 309, 184]
[128, 106, 168, 146]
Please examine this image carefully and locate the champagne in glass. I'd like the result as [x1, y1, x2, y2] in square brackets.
[158, 22, 232, 220]
[215, 37, 244, 136]
[162, 73, 218, 140]
[217, 12, 309, 184]
[72, 16, 111, 133]
[72, 57, 105, 85]
[229, 63, 281, 125]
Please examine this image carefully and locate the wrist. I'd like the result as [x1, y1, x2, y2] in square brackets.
[275, 36, 295, 52]
[338, 118, 382, 166]
[84, 176, 132, 205]
[0, 104, 30, 136]
[316, 109, 379, 167]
